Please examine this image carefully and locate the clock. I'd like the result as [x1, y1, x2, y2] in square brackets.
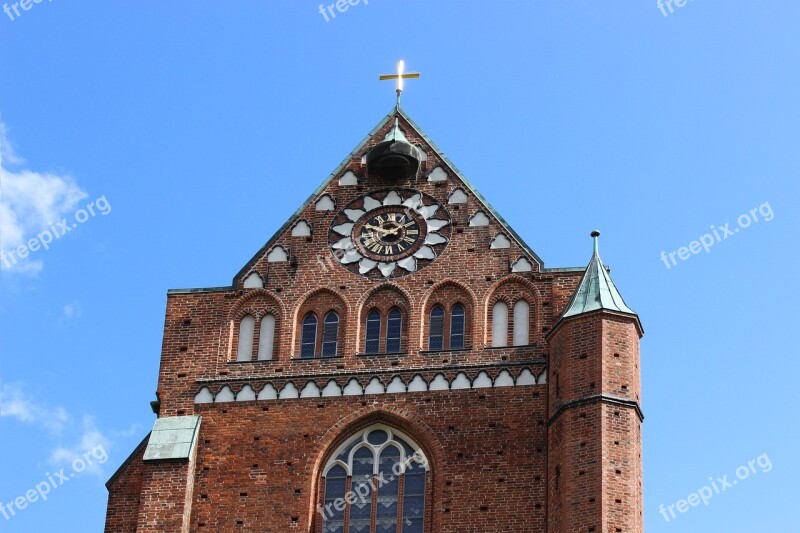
[356, 208, 422, 259]
[328, 189, 451, 278]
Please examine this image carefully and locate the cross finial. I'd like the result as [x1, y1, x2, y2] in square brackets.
[379, 60, 420, 108]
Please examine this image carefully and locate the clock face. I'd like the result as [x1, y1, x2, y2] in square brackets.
[356, 208, 422, 260]
[328, 189, 451, 278]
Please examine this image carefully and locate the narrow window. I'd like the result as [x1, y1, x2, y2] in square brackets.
[402, 457, 426, 533]
[386, 308, 403, 353]
[236, 315, 255, 361]
[512, 300, 530, 346]
[428, 305, 445, 351]
[376, 445, 401, 529]
[301, 313, 317, 359]
[323, 464, 347, 533]
[365, 309, 381, 354]
[348, 447, 374, 533]
[491, 301, 509, 347]
[322, 311, 339, 357]
[450, 304, 465, 349]
[257, 314, 275, 360]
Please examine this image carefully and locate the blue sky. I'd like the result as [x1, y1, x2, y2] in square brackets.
[1, 1, 798, 531]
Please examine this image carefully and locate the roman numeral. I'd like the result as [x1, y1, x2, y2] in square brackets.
[406, 229, 419, 235]
[403, 236, 414, 244]
[385, 245, 394, 255]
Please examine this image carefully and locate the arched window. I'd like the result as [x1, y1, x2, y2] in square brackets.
[491, 301, 509, 347]
[321, 426, 429, 533]
[450, 304, 465, 350]
[365, 309, 381, 355]
[301, 313, 317, 359]
[322, 464, 346, 532]
[322, 311, 339, 357]
[428, 305, 445, 351]
[236, 315, 255, 361]
[257, 314, 275, 360]
[386, 308, 403, 353]
[349, 447, 374, 531]
[512, 300, 530, 346]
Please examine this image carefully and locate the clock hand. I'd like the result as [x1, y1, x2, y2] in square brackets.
[365, 224, 390, 233]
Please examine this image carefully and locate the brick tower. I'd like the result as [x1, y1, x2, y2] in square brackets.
[546, 231, 644, 533]
[104, 94, 644, 532]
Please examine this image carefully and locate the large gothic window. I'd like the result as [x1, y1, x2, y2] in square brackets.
[320, 426, 429, 533]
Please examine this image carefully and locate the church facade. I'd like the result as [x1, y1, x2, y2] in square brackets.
[105, 106, 644, 533]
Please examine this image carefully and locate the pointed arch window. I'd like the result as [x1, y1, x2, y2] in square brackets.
[349, 447, 374, 531]
[236, 315, 255, 361]
[321, 426, 429, 533]
[491, 301, 509, 348]
[428, 305, 445, 351]
[301, 313, 317, 359]
[257, 314, 275, 360]
[449, 304, 465, 350]
[323, 464, 347, 532]
[386, 308, 403, 353]
[512, 300, 530, 346]
[365, 309, 381, 355]
[322, 311, 340, 357]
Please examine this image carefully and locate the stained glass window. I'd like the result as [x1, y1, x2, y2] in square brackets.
[321, 427, 428, 533]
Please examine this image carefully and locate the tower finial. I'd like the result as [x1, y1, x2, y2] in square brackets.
[379, 60, 420, 109]
[591, 230, 601, 256]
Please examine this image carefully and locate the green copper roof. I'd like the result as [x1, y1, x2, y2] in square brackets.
[384, 117, 409, 142]
[561, 231, 637, 320]
[143, 415, 201, 461]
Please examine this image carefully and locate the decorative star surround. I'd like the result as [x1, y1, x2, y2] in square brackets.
[328, 189, 451, 278]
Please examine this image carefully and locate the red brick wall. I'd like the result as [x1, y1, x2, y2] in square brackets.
[105, 439, 147, 533]
[189, 387, 547, 532]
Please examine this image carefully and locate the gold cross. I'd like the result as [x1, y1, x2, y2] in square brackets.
[379, 60, 420, 107]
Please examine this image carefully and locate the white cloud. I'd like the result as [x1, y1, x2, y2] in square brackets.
[49, 415, 112, 477]
[62, 300, 83, 321]
[1, 383, 114, 477]
[0, 118, 87, 274]
[0, 382, 69, 433]
[0, 120, 23, 166]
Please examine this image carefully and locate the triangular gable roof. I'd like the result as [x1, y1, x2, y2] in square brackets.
[233, 107, 545, 285]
